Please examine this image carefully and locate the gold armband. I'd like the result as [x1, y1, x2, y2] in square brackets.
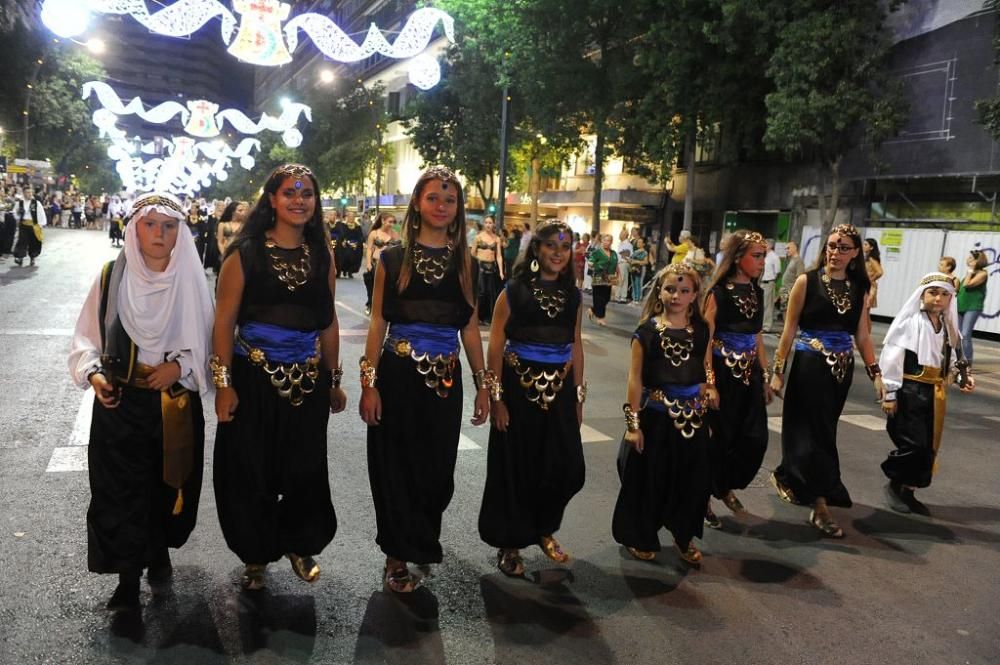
[472, 368, 488, 391]
[704, 367, 716, 387]
[576, 382, 587, 404]
[623, 403, 640, 433]
[485, 369, 503, 402]
[332, 364, 344, 388]
[773, 353, 786, 376]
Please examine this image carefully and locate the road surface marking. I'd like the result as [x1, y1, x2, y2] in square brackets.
[985, 416, 1000, 423]
[335, 300, 369, 320]
[840, 414, 887, 431]
[69, 389, 94, 446]
[47, 447, 88, 472]
[768, 416, 782, 433]
[580, 424, 613, 442]
[458, 433, 481, 450]
[0, 328, 75, 336]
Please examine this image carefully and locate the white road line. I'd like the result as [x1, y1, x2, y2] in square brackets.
[984, 416, 1000, 423]
[0, 328, 75, 336]
[580, 424, 613, 442]
[69, 389, 94, 446]
[840, 414, 888, 431]
[458, 434, 481, 450]
[46, 447, 88, 472]
[335, 300, 369, 320]
[768, 416, 782, 433]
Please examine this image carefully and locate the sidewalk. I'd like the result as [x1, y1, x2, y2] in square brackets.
[583, 294, 1000, 396]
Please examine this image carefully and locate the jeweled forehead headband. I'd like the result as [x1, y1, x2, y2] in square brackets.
[661, 263, 693, 279]
[274, 164, 314, 180]
[833, 223, 859, 238]
[920, 273, 954, 287]
[538, 220, 572, 239]
[130, 194, 185, 217]
[739, 231, 766, 248]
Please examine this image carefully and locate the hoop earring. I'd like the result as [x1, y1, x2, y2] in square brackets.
[412, 218, 420, 229]
[654, 300, 664, 313]
[530, 259, 539, 273]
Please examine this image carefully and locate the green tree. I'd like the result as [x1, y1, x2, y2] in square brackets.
[763, 0, 907, 239]
[974, 0, 1000, 138]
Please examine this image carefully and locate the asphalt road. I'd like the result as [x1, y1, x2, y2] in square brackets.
[1, 228, 998, 665]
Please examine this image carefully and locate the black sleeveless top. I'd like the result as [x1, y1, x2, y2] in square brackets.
[380, 244, 476, 327]
[798, 269, 863, 333]
[504, 279, 580, 345]
[634, 317, 709, 387]
[236, 239, 334, 331]
[711, 282, 764, 334]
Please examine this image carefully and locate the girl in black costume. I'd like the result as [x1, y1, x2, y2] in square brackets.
[613, 264, 718, 565]
[702, 230, 773, 527]
[770, 224, 883, 538]
[212, 164, 348, 590]
[359, 167, 489, 593]
[479, 221, 585, 576]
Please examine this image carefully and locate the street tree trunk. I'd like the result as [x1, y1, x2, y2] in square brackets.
[819, 156, 842, 241]
[529, 154, 541, 224]
[682, 125, 696, 231]
[591, 123, 605, 237]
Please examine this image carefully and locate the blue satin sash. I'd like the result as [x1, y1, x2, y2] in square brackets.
[642, 383, 701, 411]
[506, 340, 572, 364]
[387, 322, 460, 356]
[796, 329, 853, 354]
[236, 321, 319, 363]
[713, 331, 757, 356]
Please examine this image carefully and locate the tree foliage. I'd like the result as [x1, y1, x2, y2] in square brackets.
[975, 0, 1000, 139]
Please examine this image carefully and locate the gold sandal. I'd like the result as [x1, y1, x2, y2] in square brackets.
[384, 562, 416, 593]
[676, 542, 702, 565]
[770, 472, 800, 505]
[497, 549, 526, 577]
[722, 492, 747, 515]
[287, 553, 320, 583]
[539, 535, 570, 563]
[809, 510, 844, 538]
[241, 564, 267, 590]
[627, 547, 656, 561]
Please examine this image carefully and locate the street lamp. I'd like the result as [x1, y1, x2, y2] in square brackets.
[85, 38, 105, 55]
[280, 96, 291, 109]
[319, 69, 335, 84]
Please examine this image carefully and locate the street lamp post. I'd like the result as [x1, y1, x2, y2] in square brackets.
[495, 85, 510, 227]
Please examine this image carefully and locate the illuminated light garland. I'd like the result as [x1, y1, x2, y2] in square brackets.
[408, 53, 442, 91]
[41, 1, 452, 82]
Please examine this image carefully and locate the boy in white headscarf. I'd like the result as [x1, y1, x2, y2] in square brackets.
[69, 192, 214, 611]
[879, 272, 975, 515]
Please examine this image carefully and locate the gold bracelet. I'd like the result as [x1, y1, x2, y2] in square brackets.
[359, 356, 377, 388]
[485, 370, 503, 402]
[704, 367, 716, 386]
[209, 354, 231, 389]
[773, 352, 786, 376]
[762, 366, 773, 384]
[332, 364, 343, 388]
[622, 403, 640, 433]
[576, 382, 587, 404]
[472, 368, 488, 391]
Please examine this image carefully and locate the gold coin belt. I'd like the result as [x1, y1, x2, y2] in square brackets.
[645, 389, 707, 439]
[805, 336, 853, 384]
[726, 281, 758, 318]
[504, 351, 570, 410]
[265, 239, 311, 292]
[656, 320, 694, 367]
[413, 243, 454, 286]
[238, 335, 321, 406]
[821, 272, 853, 315]
[712, 339, 757, 385]
[387, 338, 457, 398]
[532, 287, 568, 318]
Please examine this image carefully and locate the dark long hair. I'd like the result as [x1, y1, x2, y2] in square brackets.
[225, 164, 330, 279]
[219, 200, 246, 224]
[703, 229, 767, 300]
[511, 221, 576, 289]
[864, 237, 882, 262]
[816, 224, 871, 296]
[397, 167, 473, 305]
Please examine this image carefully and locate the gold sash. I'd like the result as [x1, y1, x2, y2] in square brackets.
[903, 366, 947, 475]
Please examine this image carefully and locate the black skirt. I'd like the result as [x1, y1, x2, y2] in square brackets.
[87, 386, 204, 574]
[477, 261, 501, 323]
[773, 351, 853, 507]
[881, 380, 939, 488]
[214, 355, 336, 564]
[612, 407, 711, 551]
[707, 357, 769, 497]
[367, 352, 463, 563]
[336, 244, 363, 275]
[478, 362, 585, 549]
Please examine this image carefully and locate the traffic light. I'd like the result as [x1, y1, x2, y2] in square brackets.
[488, 202, 496, 214]
[340, 196, 349, 206]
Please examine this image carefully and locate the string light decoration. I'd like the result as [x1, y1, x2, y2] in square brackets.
[40, 1, 453, 88]
[83, 81, 307, 194]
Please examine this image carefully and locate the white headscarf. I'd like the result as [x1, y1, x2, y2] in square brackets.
[882, 272, 962, 366]
[116, 192, 214, 393]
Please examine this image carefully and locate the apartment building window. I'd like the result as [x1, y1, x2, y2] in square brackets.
[387, 91, 401, 118]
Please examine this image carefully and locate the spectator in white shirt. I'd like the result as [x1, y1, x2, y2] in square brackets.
[761, 238, 781, 332]
[615, 228, 633, 302]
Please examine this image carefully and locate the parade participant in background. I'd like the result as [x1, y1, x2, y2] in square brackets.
[938, 256, 961, 290]
[879, 272, 975, 515]
[333, 211, 364, 278]
[13, 192, 46, 266]
[0, 192, 16, 256]
[587, 234, 618, 326]
[202, 201, 223, 273]
[212, 164, 347, 591]
[780, 241, 805, 315]
[864, 238, 884, 333]
[363, 212, 400, 315]
[769, 224, 883, 538]
[68, 192, 213, 611]
[574, 232, 590, 291]
[702, 230, 772, 528]
[957, 250, 989, 366]
[761, 238, 781, 332]
[613, 264, 718, 565]
[472, 215, 505, 324]
[359, 166, 489, 593]
[504, 227, 522, 281]
[109, 196, 126, 248]
[479, 221, 585, 577]
[215, 200, 248, 274]
[186, 201, 206, 262]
